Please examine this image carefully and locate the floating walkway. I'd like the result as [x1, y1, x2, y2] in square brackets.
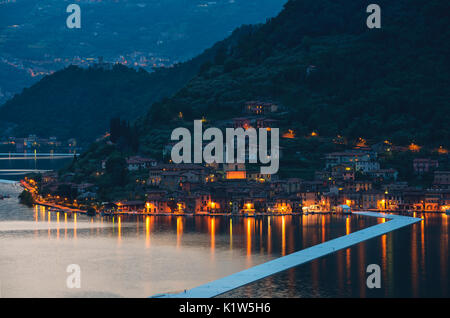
[155, 212, 422, 298]
[0, 179, 19, 184]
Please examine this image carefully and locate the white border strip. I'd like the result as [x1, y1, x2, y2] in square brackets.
[155, 212, 421, 298]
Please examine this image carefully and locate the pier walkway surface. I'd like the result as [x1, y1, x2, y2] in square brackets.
[155, 212, 422, 298]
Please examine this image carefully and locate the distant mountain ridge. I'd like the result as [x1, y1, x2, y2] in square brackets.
[0, 25, 256, 142]
[1, 0, 449, 150]
[0, 0, 287, 108]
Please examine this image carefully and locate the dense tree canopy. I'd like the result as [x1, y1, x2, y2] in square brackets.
[140, 0, 449, 149]
[0, 27, 254, 142]
[1, 0, 448, 151]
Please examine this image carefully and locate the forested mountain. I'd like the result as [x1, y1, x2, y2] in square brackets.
[62, 0, 449, 190]
[2, 0, 449, 149]
[0, 0, 287, 104]
[139, 0, 449, 151]
[0, 26, 254, 142]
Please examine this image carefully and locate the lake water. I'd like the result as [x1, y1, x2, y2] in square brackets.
[223, 212, 449, 298]
[0, 156, 448, 298]
[0, 153, 74, 180]
[0, 181, 382, 297]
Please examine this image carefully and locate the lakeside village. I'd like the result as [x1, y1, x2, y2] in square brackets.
[0, 135, 81, 153]
[19, 101, 450, 216]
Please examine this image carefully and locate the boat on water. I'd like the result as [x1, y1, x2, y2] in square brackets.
[336, 204, 352, 215]
[302, 205, 321, 214]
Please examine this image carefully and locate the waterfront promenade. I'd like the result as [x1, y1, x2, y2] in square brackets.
[20, 180, 86, 214]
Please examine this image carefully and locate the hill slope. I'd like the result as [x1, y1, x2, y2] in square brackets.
[3, 0, 449, 149]
[0, 26, 254, 142]
[139, 0, 449, 150]
[64, 0, 450, 187]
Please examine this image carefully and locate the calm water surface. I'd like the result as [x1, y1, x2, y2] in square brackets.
[0, 182, 383, 297]
[0, 164, 448, 297]
[224, 212, 449, 298]
[0, 153, 73, 180]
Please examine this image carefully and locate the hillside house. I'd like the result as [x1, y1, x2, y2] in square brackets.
[243, 101, 279, 115]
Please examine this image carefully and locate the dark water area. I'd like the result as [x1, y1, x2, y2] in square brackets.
[0, 181, 383, 297]
[0, 179, 448, 297]
[0, 154, 73, 180]
[223, 213, 449, 298]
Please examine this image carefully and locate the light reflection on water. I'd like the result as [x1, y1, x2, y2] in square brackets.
[223, 212, 449, 298]
[0, 155, 73, 180]
[0, 182, 379, 297]
[1, 182, 448, 297]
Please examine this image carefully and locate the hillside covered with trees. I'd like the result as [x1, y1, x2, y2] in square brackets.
[59, 0, 449, 199]
[0, 26, 254, 142]
[139, 0, 449, 149]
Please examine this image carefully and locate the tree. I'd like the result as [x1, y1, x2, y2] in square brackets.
[86, 207, 96, 216]
[110, 117, 122, 143]
[19, 190, 34, 207]
[105, 156, 128, 186]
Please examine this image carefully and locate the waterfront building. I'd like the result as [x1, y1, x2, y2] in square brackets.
[361, 191, 386, 210]
[114, 200, 145, 212]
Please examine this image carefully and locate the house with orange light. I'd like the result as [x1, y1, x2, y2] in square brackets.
[246, 171, 275, 183]
[223, 163, 247, 180]
[399, 189, 425, 211]
[159, 171, 184, 190]
[282, 129, 295, 139]
[383, 190, 403, 211]
[360, 191, 385, 210]
[145, 199, 182, 214]
[298, 191, 321, 209]
[233, 117, 252, 129]
[423, 192, 441, 211]
[331, 164, 355, 181]
[192, 191, 213, 213]
[243, 101, 279, 115]
[114, 200, 145, 212]
[337, 190, 361, 210]
[341, 180, 373, 192]
[240, 201, 256, 214]
[267, 195, 300, 213]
